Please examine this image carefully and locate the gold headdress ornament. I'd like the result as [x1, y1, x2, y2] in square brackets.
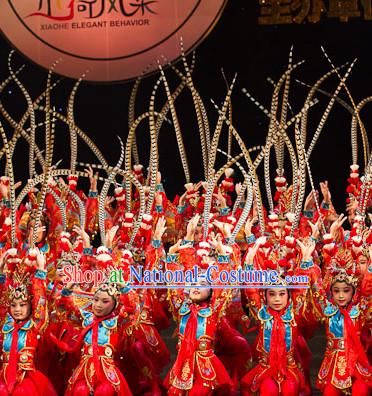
[57, 251, 80, 267]
[6, 249, 37, 302]
[330, 268, 359, 289]
[8, 284, 30, 302]
[95, 282, 121, 301]
[329, 248, 360, 289]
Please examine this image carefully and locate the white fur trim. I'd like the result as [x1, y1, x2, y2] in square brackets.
[196, 249, 210, 257]
[199, 241, 211, 249]
[96, 253, 112, 263]
[286, 213, 295, 223]
[224, 168, 234, 178]
[6, 248, 18, 257]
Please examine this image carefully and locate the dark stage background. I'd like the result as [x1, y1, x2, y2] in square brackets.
[1, 0, 372, 216]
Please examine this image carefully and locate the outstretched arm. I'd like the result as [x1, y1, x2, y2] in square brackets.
[31, 250, 49, 331]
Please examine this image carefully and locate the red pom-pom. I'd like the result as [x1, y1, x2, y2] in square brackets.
[278, 259, 290, 269]
[264, 259, 276, 270]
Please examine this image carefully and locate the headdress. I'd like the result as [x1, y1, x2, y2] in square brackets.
[8, 284, 30, 302]
[133, 164, 144, 184]
[114, 186, 126, 203]
[220, 168, 234, 192]
[5, 248, 38, 302]
[67, 174, 78, 191]
[57, 251, 80, 267]
[330, 267, 359, 289]
[95, 246, 114, 270]
[95, 282, 121, 301]
[327, 247, 360, 289]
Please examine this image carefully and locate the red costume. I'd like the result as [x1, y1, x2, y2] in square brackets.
[52, 285, 133, 396]
[0, 260, 57, 396]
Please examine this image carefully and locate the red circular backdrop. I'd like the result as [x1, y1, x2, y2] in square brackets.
[0, 0, 226, 82]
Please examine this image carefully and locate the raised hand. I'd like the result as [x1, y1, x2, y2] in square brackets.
[296, 238, 316, 261]
[105, 225, 119, 248]
[73, 225, 91, 248]
[308, 220, 320, 240]
[320, 181, 331, 203]
[155, 191, 163, 206]
[209, 233, 228, 255]
[304, 190, 318, 211]
[329, 214, 347, 239]
[185, 214, 200, 240]
[153, 216, 167, 241]
[213, 188, 227, 208]
[36, 249, 46, 271]
[0, 180, 19, 199]
[169, 239, 193, 254]
[105, 196, 115, 208]
[156, 171, 162, 185]
[85, 166, 98, 192]
[346, 198, 358, 214]
[244, 236, 266, 264]
[178, 191, 187, 207]
[213, 220, 231, 238]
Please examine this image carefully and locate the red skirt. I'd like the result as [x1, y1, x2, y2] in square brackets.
[241, 362, 305, 393]
[65, 355, 133, 396]
[0, 369, 57, 396]
[164, 350, 233, 393]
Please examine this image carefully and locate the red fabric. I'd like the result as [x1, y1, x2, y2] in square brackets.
[6, 319, 28, 393]
[351, 379, 371, 395]
[323, 384, 342, 396]
[215, 318, 252, 387]
[66, 364, 132, 396]
[24, 371, 57, 396]
[259, 377, 279, 396]
[171, 303, 201, 385]
[340, 307, 372, 376]
[36, 320, 80, 395]
[132, 323, 170, 369]
[268, 306, 287, 377]
[281, 379, 300, 396]
[91, 320, 101, 381]
[50, 312, 115, 353]
[0, 371, 57, 396]
[94, 382, 116, 396]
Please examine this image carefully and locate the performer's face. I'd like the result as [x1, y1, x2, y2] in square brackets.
[189, 281, 211, 303]
[347, 209, 355, 227]
[93, 291, 115, 317]
[194, 226, 203, 244]
[10, 299, 31, 321]
[56, 262, 69, 282]
[266, 288, 288, 311]
[331, 282, 354, 307]
[357, 255, 368, 275]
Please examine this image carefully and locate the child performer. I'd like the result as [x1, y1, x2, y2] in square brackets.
[164, 234, 234, 396]
[0, 248, 57, 396]
[51, 278, 134, 396]
[306, 241, 372, 396]
[240, 237, 314, 396]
